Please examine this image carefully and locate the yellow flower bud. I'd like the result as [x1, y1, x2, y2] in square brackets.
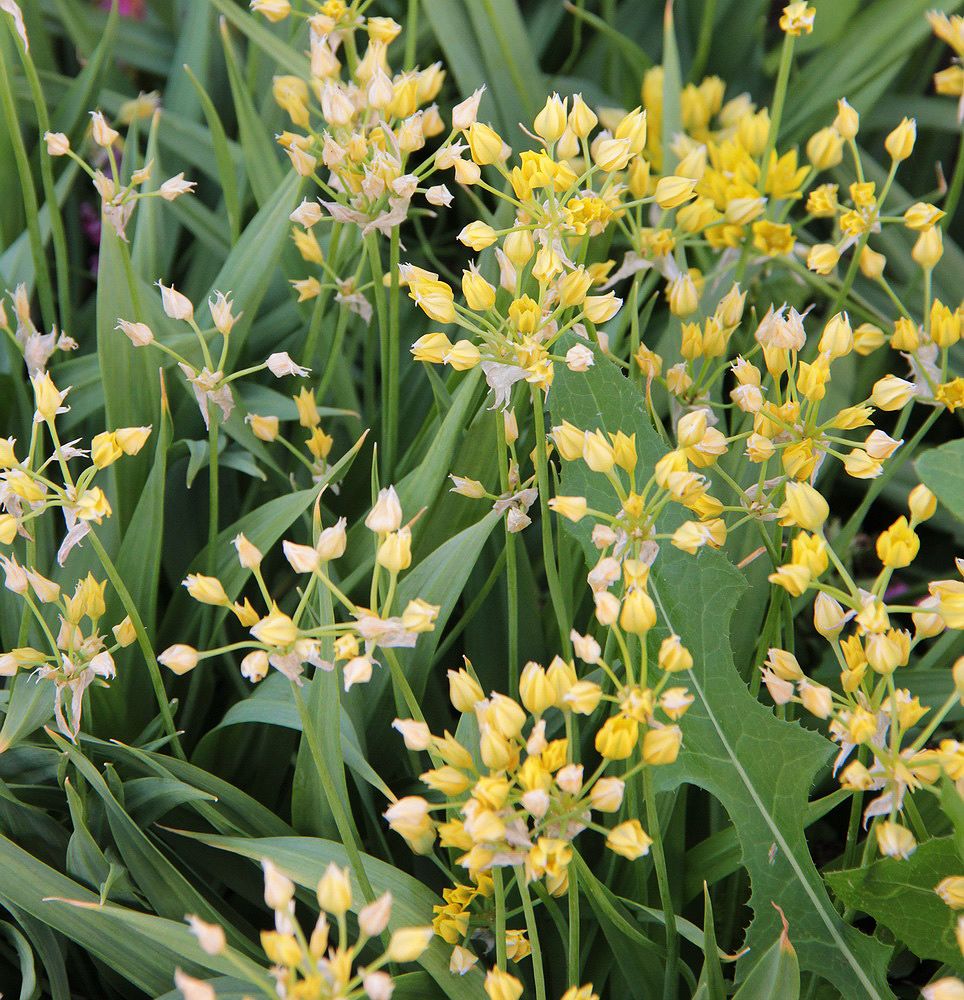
[250, 607, 298, 647]
[448, 667, 484, 713]
[533, 93, 568, 143]
[444, 339, 481, 371]
[619, 589, 656, 635]
[158, 644, 199, 675]
[583, 292, 622, 325]
[876, 820, 916, 859]
[504, 231, 535, 270]
[466, 122, 505, 165]
[568, 94, 598, 138]
[183, 574, 230, 606]
[643, 725, 682, 765]
[654, 175, 697, 209]
[807, 243, 839, 275]
[457, 221, 498, 252]
[91, 432, 123, 469]
[589, 777, 624, 812]
[387, 926, 433, 963]
[461, 268, 496, 311]
[519, 661, 555, 715]
[912, 226, 943, 269]
[377, 528, 412, 573]
[884, 117, 916, 162]
[908, 484, 937, 522]
[594, 715, 638, 760]
[548, 496, 588, 522]
[606, 819, 652, 859]
[871, 375, 915, 411]
[806, 127, 843, 170]
[484, 968, 524, 1000]
[317, 863, 352, 916]
[834, 98, 859, 140]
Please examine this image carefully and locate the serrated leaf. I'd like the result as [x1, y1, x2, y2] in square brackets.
[825, 837, 964, 970]
[549, 345, 893, 999]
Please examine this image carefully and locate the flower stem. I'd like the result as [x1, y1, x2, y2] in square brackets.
[644, 768, 678, 1000]
[515, 866, 547, 1000]
[88, 530, 184, 758]
[530, 385, 571, 655]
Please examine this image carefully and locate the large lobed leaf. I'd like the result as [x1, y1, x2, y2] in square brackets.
[548, 344, 893, 999]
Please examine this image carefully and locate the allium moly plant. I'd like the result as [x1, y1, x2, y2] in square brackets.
[0, 1, 962, 999]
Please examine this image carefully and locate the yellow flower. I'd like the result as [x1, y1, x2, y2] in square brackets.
[595, 715, 638, 760]
[752, 220, 794, 256]
[606, 819, 653, 859]
[884, 117, 917, 162]
[654, 176, 697, 211]
[807, 243, 839, 275]
[806, 127, 843, 171]
[484, 968, 524, 1000]
[643, 725, 682, 765]
[876, 516, 919, 568]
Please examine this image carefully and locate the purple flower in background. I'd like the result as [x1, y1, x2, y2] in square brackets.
[99, 0, 145, 17]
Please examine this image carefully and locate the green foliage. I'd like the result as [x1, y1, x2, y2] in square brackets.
[0, 1, 961, 999]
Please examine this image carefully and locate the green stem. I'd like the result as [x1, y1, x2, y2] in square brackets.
[16, 40, 71, 331]
[530, 385, 571, 655]
[0, 30, 55, 329]
[364, 233, 391, 477]
[386, 226, 401, 475]
[493, 867, 508, 969]
[758, 32, 795, 198]
[87, 530, 184, 758]
[644, 768, 678, 1000]
[568, 861, 580, 987]
[514, 866, 547, 1000]
[688, 0, 717, 82]
[207, 413, 219, 579]
[292, 683, 375, 903]
[496, 411, 519, 689]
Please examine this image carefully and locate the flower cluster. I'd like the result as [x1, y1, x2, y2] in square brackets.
[2, 283, 77, 376]
[161, 485, 439, 689]
[762, 485, 964, 857]
[117, 287, 310, 431]
[45, 108, 194, 240]
[174, 860, 432, 1000]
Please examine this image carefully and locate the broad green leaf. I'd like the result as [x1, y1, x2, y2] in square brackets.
[172, 832, 486, 1000]
[917, 439, 964, 523]
[422, 1, 543, 139]
[825, 837, 964, 969]
[0, 674, 54, 753]
[0, 833, 190, 996]
[731, 918, 800, 1000]
[550, 345, 893, 999]
[95, 223, 163, 528]
[50, 732, 252, 946]
[197, 671, 394, 801]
